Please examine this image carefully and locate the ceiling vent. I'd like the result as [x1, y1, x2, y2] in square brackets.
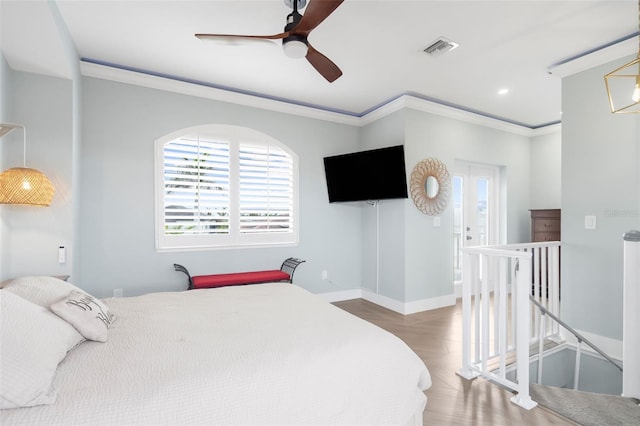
[423, 37, 459, 56]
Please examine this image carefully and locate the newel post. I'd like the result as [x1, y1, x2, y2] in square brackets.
[623, 230, 640, 399]
[510, 253, 537, 410]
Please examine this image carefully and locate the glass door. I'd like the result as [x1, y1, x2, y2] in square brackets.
[453, 162, 500, 284]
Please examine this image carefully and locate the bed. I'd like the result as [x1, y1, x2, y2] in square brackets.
[1, 276, 431, 425]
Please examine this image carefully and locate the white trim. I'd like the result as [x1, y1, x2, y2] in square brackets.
[154, 124, 299, 251]
[402, 293, 457, 315]
[361, 289, 455, 315]
[80, 61, 548, 136]
[80, 61, 362, 127]
[358, 96, 406, 126]
[454, 282, 462, 298]
[400, 95, 535, 137]
[530, 122, 561, 137]
[315, 287, 456, 315]
[361, 289, 408, 314]
[316, 289, 362, 303]
[548, 36, 638, 78]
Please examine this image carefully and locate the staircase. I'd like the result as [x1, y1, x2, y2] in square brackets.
[530, 384, 640, 425]
[457, 239, 639, 422]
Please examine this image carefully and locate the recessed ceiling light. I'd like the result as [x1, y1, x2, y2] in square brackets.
[498, 88, 509, 95]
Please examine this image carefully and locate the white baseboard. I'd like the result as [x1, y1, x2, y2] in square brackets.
[360, 289, 408, 314]
[316, 289, 362, 303]
[316, 288, 456, 315]
[401, 293, 457, 315]
[454, 282, 462, 298]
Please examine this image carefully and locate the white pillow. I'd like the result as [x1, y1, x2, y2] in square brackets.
[2, 276, 85, 308]
[0, 290, 84, 409]
[50, 290, 115, 342]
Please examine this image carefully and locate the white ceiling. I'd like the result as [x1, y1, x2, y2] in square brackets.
[1, 0, 638, 128]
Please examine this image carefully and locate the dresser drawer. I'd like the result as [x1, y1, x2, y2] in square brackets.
[533, 232, 560, 242]
[530, 209, 561, 243]
[534, 219, 560, 233]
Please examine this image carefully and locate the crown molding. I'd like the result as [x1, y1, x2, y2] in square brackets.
[402, 95, 536, 137]
[80, 61, 362, 127]
[530, 122, 562, 137]
[80, 60, 556, 137]
[548, 35, 638, 78]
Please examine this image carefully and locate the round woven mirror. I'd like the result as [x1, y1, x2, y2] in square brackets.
[410, 158, 451, 216]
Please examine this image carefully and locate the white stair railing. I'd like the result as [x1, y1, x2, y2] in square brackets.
[529, 295, 622, 390]
[458, 242, 561, 410]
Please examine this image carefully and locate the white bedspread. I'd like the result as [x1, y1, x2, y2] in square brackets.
[1, 283, 431, 425]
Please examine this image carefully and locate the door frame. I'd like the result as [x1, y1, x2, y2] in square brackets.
[453, 161, 501, 291]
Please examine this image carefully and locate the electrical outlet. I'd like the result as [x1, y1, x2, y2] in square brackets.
[322, 270, 328, 280]
[113, 288, 124, 298]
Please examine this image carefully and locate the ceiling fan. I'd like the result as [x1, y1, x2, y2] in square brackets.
[195, 0, 344, 83]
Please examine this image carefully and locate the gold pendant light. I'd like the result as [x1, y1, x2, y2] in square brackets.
[604, 0, 640, 114]
[0, 123, 55, 206]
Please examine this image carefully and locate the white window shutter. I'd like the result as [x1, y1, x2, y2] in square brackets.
[163, 137, 230, 235]
[238, 143, 294, 234]
[156, 125, 298, 251]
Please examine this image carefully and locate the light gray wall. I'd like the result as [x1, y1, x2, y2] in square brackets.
[0, 67, 543, 308]
[403, 109, 532, 301]
[561, 55, 640, 340]
[530, 129, 561, 210]
[79, 77, 361, 297]
[1, 71, 75, 279]
[359, 110, 407, 300]
[356, 108, 533, 303]
[0, 67, 548, 308]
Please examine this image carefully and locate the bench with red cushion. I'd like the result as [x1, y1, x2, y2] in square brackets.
[173, 258, 305, 290]
[191, 270, 291, 289]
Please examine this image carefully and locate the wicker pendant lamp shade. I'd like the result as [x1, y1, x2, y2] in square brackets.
[0, 123, 55, 206]
[0, 167, 55, 206]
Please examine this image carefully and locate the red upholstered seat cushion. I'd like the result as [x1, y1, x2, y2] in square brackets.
[191, 270, 291, 289]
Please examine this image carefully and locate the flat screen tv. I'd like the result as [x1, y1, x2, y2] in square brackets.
[323, 145, 408, 203]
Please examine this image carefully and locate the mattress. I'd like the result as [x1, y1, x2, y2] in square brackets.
[1, 283, 431, 425]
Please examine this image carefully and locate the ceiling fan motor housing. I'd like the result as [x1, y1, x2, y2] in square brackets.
[283, 11, 308, 58]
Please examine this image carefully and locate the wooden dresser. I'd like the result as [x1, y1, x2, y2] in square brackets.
[530, 209, 561, 242]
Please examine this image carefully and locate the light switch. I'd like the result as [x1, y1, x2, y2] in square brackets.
[433, 217, 441, 227]
[58, 246, 66, 264]
[585, 215, 596, 230]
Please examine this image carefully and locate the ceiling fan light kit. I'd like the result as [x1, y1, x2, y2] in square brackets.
[195, 0, 344, 82]
[283, 35, 308, 58]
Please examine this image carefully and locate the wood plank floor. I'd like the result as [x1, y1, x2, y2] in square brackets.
[333, 298, 577, 426]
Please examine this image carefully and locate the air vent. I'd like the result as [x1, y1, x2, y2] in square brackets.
[423, 37, 459, 56]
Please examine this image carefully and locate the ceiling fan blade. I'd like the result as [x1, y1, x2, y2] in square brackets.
[306, 44, 342, 82]
[195, 32, 289, 42]
[293, 0, 344, 35]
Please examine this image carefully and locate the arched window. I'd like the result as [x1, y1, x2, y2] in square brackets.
[155, 125, 298, 251]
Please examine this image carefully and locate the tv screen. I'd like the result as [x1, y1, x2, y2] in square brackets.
[323, 145, 408, 203]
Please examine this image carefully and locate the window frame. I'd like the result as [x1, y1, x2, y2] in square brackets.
[154, 124, 299, 252]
